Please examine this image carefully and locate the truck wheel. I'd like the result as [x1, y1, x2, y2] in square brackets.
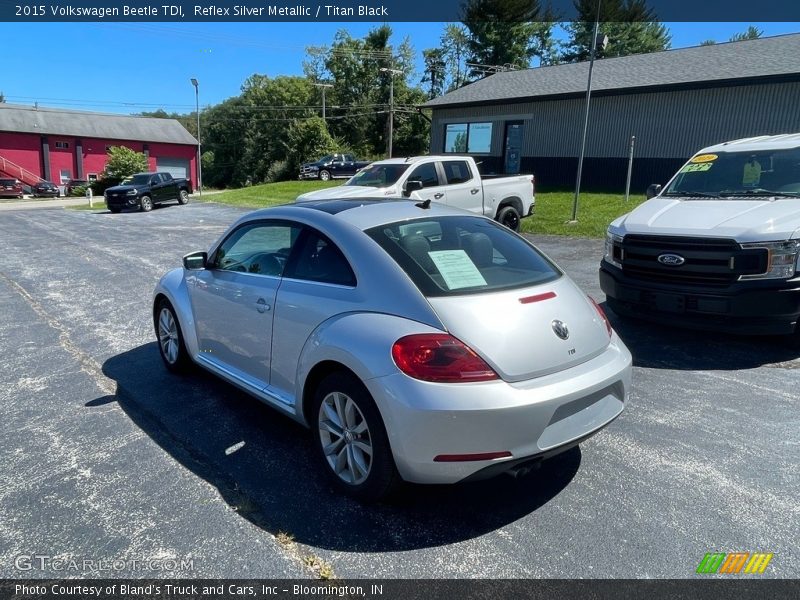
[178, 189, 190, 205]
[497, 205, 521, 232]
[319, 169, 331, 181]
[109, 207, 121, 214]
[139, 196, 153, 212]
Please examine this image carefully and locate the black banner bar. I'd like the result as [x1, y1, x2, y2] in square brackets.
[2, 580, 800, 600]
[2, 1, 800, 23]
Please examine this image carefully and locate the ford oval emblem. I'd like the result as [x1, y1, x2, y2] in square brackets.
[658, 253, 686, 266]
[551, 320, 570, 340]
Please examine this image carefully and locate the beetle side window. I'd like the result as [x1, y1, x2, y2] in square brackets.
[287, 230, 356, 287]
[213, 221, 302, 277]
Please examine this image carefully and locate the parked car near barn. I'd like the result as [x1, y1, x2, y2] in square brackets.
[0, 178, 24, 198]
[104, 172, 192, 213]
[153, 199, 631, 501]
[299, 153, 371, 181]
[297, 155, 535, 231]
[601, 133, 800, 342]
[31, 180, 61, 198]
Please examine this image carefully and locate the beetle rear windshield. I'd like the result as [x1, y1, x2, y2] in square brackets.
[366, 216, 560, 297]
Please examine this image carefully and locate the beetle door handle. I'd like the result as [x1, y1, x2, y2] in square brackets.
[255, 298, 270, 313]
[434, 192, 444, 199]
[471, 188, 480, 194]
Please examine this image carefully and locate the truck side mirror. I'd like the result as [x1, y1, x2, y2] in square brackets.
[183, 251, 207, 270]
[403, 180, 424, 197]
[646, 184, 662, 199]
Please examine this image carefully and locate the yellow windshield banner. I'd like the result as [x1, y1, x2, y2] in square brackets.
[690, 154, 718, 163]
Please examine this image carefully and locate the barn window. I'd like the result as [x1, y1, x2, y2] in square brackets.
[55, 141, 70, 149]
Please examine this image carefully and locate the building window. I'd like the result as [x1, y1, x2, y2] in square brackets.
[55, 141, 70, 149]
[87, 173, 98, 182]
[60, 169, 71, 184]
[443, 122, 493, 154]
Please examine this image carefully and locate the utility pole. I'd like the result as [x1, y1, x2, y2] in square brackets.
[190, 78, 202, 198]
[313, 82, 333, 120]
[380, 67, 402, 158]
[570, 0, 607, 222]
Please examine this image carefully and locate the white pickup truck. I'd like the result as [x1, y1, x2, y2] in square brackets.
[296, 155, 535, 231]
[600, 133, 800, 341]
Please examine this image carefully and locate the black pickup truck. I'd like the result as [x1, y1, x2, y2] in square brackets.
[299, 153, 371, 181]
[104, 172, 192, 213]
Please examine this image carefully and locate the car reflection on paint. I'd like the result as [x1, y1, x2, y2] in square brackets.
[153, 199, 632, 501]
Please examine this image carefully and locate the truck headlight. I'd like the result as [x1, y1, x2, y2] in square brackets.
[739, 240, 800, 280]
[604, 230, 623, 268]
[126, 189, 138, 196]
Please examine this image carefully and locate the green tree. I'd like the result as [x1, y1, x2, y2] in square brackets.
[699, 40, 716, 46]
[283, 117, 338, 173]
[461, 0, 548, 77]
[561, 0, 671, 62]
[102, 146, 148, 181]
[440, 24, 470, 90]
[304, 25, 428, 158]
[421, 48, 446, 99]
[730, 26, 763, 42]
[0, 91, 5, 103]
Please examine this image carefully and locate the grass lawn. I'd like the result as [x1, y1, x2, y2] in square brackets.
[199, 180, 342, 208]
[185, 180, 648, 239]
[522, 191, 648, 238]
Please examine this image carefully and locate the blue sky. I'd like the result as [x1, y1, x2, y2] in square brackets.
[2, 21, 799, 114]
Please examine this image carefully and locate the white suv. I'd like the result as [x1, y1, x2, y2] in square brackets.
[600, 133, 800, 341]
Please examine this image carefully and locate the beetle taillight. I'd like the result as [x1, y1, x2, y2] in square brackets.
[391, 334, 498, 383]
[589, 297, 612, 337]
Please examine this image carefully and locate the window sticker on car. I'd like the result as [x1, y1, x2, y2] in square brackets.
[428, 250, 487, 290]
[680, 162, 713, 173]
[690, 154, 718, 163]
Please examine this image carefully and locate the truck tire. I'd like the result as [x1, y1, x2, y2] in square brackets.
[109, 207, 121, 214]
[497, 205, 521, 232]
[178, 189, 189, 205]
[319, 169, 331, 181]
[139, 195, 153, 212]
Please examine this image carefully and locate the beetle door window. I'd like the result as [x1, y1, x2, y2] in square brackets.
[213, 222, 302, 277]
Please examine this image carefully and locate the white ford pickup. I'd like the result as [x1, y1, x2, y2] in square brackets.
[600, 133, 800, 340]
[296, 155, 535, 231]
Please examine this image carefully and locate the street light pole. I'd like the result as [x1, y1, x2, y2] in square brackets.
[380, 67, 402, 158]
[570, 0, 606, 222]
[313, 82, 333, 120]
[190, 78, 202, 198]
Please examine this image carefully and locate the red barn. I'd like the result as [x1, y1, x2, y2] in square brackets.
[0, 104, 198, 191]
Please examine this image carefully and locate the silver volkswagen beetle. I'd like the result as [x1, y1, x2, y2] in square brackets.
[153, 199, 631, 501]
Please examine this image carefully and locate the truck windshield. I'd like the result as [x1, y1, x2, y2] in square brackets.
[125, 175, 151, 186]
[663, 148, 800, 198]
[346, 164, 410, 188]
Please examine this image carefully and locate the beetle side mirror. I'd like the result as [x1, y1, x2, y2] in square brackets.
[403, 180, 424, 197]
[646, 183, 662, 199]
[183, 251, 207, 270]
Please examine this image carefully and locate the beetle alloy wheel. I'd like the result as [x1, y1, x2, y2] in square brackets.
[318, 391, 373, 485]
[157, 308, 179, 364]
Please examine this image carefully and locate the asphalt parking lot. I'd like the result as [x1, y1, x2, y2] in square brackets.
[0, 202, 797, 579]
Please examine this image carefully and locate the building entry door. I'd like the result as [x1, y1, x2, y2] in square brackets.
[504, 121, 524, 174]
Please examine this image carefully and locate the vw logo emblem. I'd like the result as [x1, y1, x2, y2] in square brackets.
[551, 320, 570, 340]
[658, 253, 686, 266]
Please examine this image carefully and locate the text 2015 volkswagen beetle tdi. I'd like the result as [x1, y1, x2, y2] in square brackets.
[153, 200, 632, 500]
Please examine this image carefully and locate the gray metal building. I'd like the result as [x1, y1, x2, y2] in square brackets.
[423, 33, 800, 191]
